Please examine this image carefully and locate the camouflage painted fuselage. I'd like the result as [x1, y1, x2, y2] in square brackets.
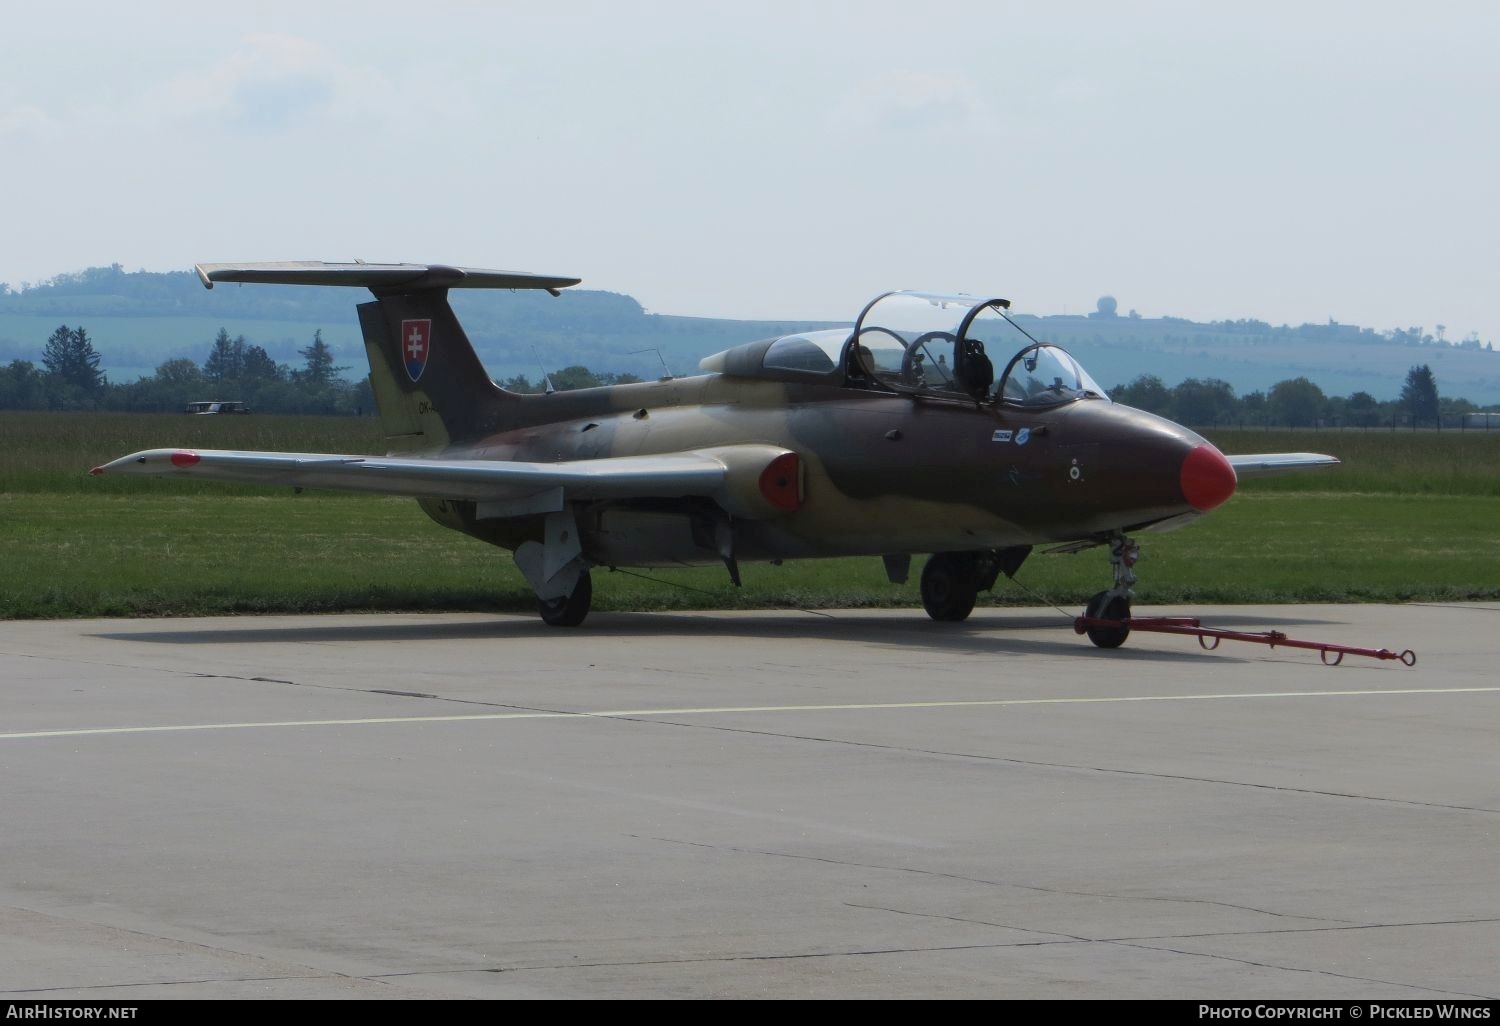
[414, 369, 1212, 568]
[330, 281, 1241, 575]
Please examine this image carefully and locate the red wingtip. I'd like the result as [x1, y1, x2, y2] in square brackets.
[89, 466, 104, 476]
[1180, 444, 1237, 511]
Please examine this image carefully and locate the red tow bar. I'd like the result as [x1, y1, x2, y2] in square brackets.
[1073, 616, 1417, 666]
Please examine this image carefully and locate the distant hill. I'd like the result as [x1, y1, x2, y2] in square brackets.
[0, 265, 837, 388]
[1016, 314, 1500, 405]
[2, 265, 1497, 403]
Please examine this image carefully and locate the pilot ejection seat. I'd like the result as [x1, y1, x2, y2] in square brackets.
[954, 339, 993, 400]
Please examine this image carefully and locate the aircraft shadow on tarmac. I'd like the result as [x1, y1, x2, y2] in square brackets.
[89, 608, 1350, 666]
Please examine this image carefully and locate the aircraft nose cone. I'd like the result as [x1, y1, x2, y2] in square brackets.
[1180, 443, 1237, 511]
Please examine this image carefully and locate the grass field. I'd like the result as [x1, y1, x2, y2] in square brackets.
[0, 411, 384, 494]
[2, 412, 1497, 618]
[1201, 427, 1500, 497]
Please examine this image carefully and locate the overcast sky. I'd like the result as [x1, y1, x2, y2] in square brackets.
[4, 1, 1496, 340]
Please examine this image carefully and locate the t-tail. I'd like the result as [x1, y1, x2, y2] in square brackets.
[195, 262, 581, 452]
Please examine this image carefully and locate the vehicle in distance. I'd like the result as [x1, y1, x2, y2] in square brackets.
[184, 401, 252, 415]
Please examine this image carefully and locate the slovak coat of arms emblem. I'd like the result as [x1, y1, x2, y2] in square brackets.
[401, 319, 432, 382]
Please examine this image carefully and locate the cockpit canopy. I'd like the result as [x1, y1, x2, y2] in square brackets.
[699, 290, 1108, 408]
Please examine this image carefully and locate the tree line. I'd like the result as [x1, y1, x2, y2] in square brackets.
[1108, 365, 1484, 429]
[1, 323, 1491, 428]
[0, 324, 656, 414]
[0, 324, 372, 414]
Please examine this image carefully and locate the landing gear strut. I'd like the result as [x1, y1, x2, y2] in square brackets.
[539, 570, 593, 627]
[1083, 534, 1138, 649]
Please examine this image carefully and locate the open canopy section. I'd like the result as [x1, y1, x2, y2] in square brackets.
[848, 291, 1108, 406]
[698, 290, 1109, 408]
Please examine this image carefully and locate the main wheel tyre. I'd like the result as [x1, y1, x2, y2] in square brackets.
[539, 571, 592, 628]
[921, 553, 979, 622]
[1084, 590, 1131, 649]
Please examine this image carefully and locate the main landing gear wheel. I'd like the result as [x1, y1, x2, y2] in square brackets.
[921, 552, 979, 622]
[1084, 590, 1131, 649]
[539, 570, 592, 627]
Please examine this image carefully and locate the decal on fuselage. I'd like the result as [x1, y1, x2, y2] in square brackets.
[992, 429, 1013, 443]
[1015, 428, 1031, 446]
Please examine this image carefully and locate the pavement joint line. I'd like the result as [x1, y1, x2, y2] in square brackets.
[2, 686, 1498, 741]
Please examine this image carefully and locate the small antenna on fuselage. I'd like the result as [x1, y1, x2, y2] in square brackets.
[529, 345, 557, 395]
[632, 348, 674, 381]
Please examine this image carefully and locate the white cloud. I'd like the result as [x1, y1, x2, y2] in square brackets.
[136, 33, 419, 134]
[0, 102, 60, 140]
[835, 71, 993, 135]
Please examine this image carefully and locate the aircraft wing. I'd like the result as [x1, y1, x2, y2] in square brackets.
[1227, 452, 1340, 477]
[90, 444, 800, 519]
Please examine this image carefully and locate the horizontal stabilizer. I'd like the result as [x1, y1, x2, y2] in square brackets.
[195, 261, 581, 295]
[1227, 452, 1340, 477]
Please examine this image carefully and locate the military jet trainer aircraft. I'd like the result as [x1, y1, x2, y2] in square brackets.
[92, 262, 1336, 647]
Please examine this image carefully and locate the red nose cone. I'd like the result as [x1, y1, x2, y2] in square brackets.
[1180, 444, 1237, 511]
[170, 450, 201, 468]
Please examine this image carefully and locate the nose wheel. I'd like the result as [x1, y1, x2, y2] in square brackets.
[1082, 535, 1138, 649]
[1083, 590, 1131, 648]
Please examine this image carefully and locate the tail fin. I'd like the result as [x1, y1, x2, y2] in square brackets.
[355, 291, 510, 452]
[195, 262, 581, 452]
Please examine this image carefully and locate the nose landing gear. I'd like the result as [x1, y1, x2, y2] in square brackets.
[1083, 534, 1138, 649]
